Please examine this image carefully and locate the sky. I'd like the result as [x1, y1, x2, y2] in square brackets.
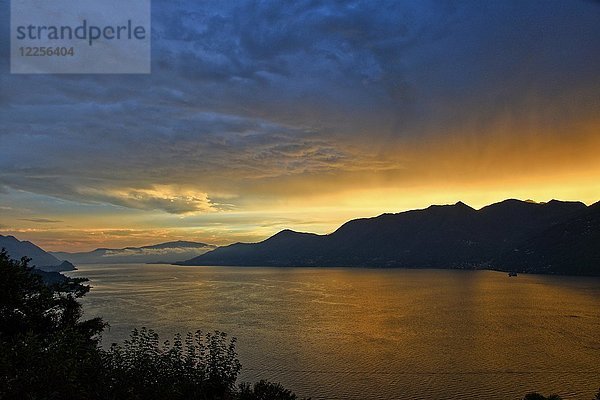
[1, 0, 599, 252]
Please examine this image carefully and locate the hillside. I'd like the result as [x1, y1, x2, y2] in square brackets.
[0, 235, 76, 272]
[180, 199, 598, 275]
[499, 201, 600, 275]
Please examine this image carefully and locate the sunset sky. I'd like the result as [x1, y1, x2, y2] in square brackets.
[1, 0, 599, 251]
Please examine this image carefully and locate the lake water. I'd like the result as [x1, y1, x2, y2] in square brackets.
[66, 264, 600, 400]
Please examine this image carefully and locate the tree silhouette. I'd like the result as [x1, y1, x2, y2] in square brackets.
[104, 328, 242, 399]
[522, 391, 563, 400]
[239, 380, 300, 400]
[0, 249, 106, 399]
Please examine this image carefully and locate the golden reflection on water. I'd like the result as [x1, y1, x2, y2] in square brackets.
[68, 265, 600, 400]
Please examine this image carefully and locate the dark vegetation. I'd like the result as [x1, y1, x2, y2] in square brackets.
[522, 390, 600, 400]
[523, 393, 563, 400]
[181, 199, 600, 275]
[0, 249, 303, 400]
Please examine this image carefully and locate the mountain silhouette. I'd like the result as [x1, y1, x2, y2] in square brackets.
[499, 201, 600, 275]
[0, 234, 76, 272]
[180, 199, 598, 275]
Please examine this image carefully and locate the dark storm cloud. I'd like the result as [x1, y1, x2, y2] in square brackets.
[0, 0, 598, 213]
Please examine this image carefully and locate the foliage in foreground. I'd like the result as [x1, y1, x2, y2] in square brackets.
[105, 327, 241, 399]
[239, 380, 299, 400]
[0, 249, 303, 400]
[523, 393, 563, 400]
[522, 390, 600, 400]
[0, 249, 106, 398]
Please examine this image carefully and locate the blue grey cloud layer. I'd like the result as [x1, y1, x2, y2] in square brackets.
[1, 0, 598, 213]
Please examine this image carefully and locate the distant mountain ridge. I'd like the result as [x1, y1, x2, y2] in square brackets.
[0, 235, 76, 272]
[180, 199, 599, 276]
[52, 241, 217, 264]
[499, 201, 600, 275]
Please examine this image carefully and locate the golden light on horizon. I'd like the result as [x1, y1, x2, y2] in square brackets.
[3, 117, 599, 253]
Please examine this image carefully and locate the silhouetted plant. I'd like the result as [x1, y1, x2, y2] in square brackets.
[0, 249, 106, 399]
[524, 393, 546, 400]
[523, 392, 562, 400]
[104, 328, 241, 399]
[594, 388, 600, 400]
[239, 380, 302, 400]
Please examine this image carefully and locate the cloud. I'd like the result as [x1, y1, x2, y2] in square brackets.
[19, 218, 63, 223]
[0, 0, 598, 217]
[0, 105, 401, 212]
[103, 245, 214, 258]
[78, 186, 220, 214]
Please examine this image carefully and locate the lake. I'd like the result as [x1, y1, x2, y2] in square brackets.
[66, 264, 600, 400]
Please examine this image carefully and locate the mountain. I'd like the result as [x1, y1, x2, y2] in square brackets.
[0, 234, 76, 272]
[52, 241, 217, 264]
[180, 199, 599, 275]
[499, 201, 600, 275]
